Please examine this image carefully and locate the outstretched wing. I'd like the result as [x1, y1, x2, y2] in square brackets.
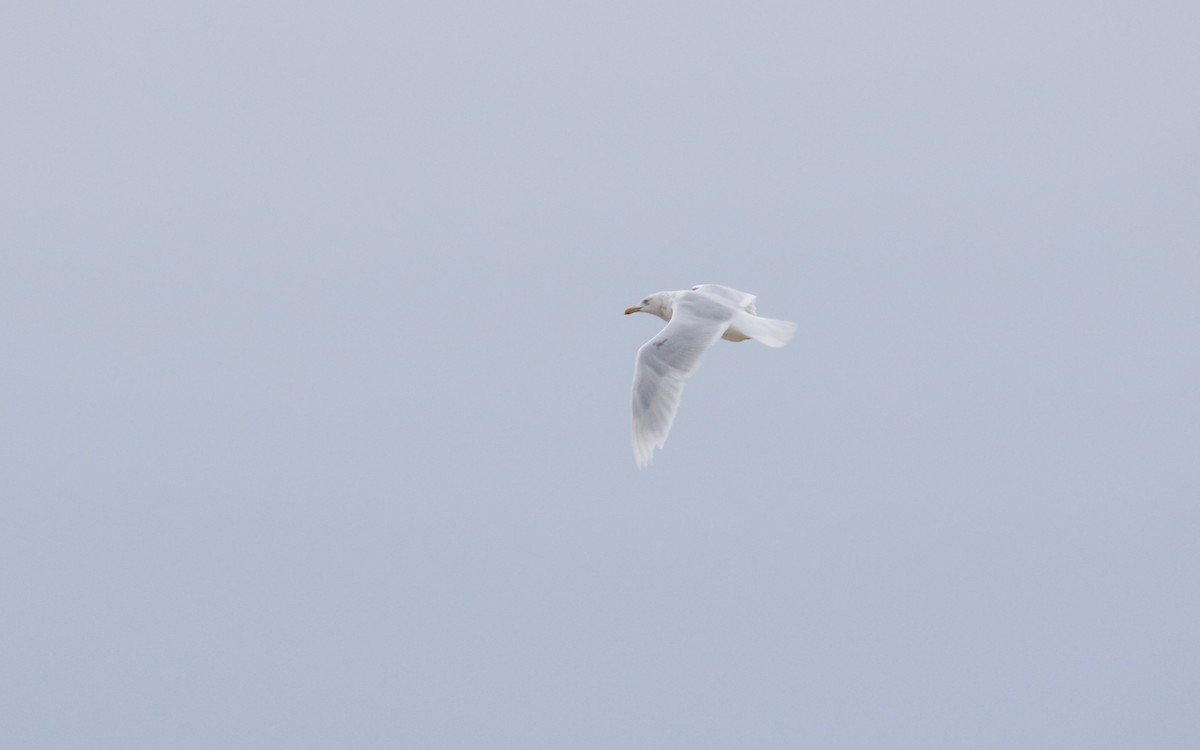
[631, 301, 730, 468]
[691, 284, 757, 314]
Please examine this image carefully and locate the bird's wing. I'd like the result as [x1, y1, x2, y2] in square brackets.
[631, 299, 731, 468]
[691, 284, 757, 314]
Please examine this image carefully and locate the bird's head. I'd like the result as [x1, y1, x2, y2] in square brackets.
[624, 291, 676, 322]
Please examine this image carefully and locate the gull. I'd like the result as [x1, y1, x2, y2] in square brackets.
[624, 284, 796, 468]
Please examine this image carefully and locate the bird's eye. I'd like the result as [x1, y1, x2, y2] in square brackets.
[643, 299, 649, 305]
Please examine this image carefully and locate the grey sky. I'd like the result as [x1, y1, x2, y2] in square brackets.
[3, 1, 1198, 747]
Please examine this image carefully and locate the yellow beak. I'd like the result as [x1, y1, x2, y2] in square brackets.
[624, 306, 642, 315]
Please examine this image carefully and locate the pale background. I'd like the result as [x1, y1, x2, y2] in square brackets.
[3, 1, 1198, 747]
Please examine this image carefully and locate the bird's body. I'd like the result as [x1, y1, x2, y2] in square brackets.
[624, 284, 796, 468]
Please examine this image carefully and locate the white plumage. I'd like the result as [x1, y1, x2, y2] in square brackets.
[623, 284, 796, 468]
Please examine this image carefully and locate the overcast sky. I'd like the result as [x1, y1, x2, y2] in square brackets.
[3, 1, 1198, 747]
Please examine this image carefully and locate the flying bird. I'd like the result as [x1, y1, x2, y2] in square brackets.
[624, 284, 796, 468]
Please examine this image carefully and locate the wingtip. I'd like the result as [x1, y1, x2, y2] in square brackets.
[632, 436, 656, 469]
[633, 447, 653, 469]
